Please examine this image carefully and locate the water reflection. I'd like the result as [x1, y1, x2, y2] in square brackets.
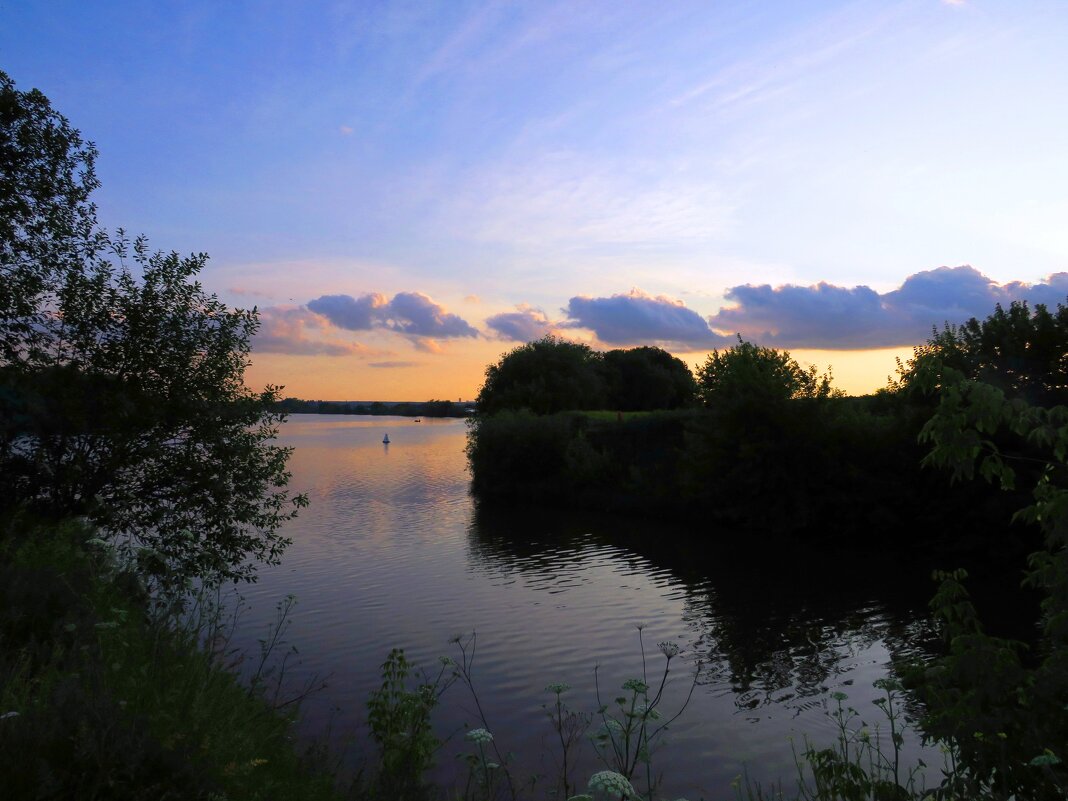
[234, 415, 950, 798]
[468, 502, 941, 723]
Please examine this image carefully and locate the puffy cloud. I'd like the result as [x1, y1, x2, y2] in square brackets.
[386, 291, 479, 338]
[565, 289, 731, 349]
[252, 306, 370, 356]
[485, 305, 558, 341]
[307, 293, 388, 330]
[707, 266, 1068, 349]
[307, 291, 478, 339]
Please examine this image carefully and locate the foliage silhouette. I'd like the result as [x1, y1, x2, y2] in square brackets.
[0, 72, 305, 587]
[477, 335, 606, 415]
[696, 337, 838, 407]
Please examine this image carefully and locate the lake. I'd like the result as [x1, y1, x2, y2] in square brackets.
[230, 414, 946, 799]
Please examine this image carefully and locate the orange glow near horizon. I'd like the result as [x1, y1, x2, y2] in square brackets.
[247, 343, 916, 402]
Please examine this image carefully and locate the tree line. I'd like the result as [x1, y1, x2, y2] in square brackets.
[475, 334, 840, 417]
[274, 398, 472, 418]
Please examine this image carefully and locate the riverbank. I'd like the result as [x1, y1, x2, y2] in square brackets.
[0, 515, 347, 801]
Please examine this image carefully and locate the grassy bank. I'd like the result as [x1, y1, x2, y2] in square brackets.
[0, 516, 345, 801]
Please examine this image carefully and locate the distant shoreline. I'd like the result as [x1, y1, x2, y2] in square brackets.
[273, 398, 475, 418]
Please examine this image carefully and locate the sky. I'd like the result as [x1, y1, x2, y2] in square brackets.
[3, 0, 1068, 400]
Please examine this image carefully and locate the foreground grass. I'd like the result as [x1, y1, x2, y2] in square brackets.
[0, 517, 344, 801]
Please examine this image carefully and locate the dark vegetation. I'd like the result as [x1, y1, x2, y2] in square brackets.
[468, 330, 1035, 542]
[468, 303, 1068, 798]
[0, 70, 345, 799]
[475, 337, 696, 415]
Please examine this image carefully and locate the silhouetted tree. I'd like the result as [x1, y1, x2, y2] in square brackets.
[897, 300, 1068, 407]
[0, 72, 305, 586]
[476, 335, 606, 415]
[696, 337, 836, 407]
[601, 346, 696, 411]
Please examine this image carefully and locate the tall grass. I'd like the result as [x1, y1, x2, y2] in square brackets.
[0, 515, 345, 801]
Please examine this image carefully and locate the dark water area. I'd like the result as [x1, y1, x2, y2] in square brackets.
[228, 414, 1035, 799]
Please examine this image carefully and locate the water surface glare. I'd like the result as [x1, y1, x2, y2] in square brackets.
[231, 415, 938, 798]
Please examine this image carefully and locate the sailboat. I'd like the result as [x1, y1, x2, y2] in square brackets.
[382, 433, 390, 444]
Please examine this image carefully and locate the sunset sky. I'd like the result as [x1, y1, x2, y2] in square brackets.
[4, 1, 1067, 400]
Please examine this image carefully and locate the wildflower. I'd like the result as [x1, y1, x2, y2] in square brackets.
[831, 691, 848, 701]
[545, 682, 571, 694]
[657, 641, 680, 658]
[466, 727, 494, 744]
[636, 703, 661, 720]
[621, 679, 648, 694]
[439, 656, 456, 667]
[588, 770, 635, 798]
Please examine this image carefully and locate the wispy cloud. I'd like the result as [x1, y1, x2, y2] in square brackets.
[428, 152, 733, 247]
[253, 306, 373, 356]
[369, 361, 420, 369]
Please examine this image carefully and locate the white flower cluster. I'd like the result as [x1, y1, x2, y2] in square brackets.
[588, 770, 635, 798]
[465, 727, 494, 744]
[635, 703, 661, 720]
[657, 641, 680, 658]
[621, 678, 648, 694]
[545, 682, 571, 694]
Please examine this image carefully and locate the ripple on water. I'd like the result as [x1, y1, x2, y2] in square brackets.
[229, 416, 941, 800]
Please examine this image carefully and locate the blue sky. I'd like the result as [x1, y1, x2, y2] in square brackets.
[4, 0, 1067, 398]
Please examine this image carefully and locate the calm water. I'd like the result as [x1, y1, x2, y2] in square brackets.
[230, 414, 944, 799]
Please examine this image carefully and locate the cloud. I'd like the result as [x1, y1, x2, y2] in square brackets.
[565, 289, 731, 349]
[386, 291, 479, 338]
[369, 361, 420, 369]
[430, 152, 733, 247]
[307, 291, 479, 339]
[485, 305, 558, 341]
[252, 306, 371, 356]
[707, 266, 1068, 349]
[228, 285, 277, 300]
[307, 293, 388, 330]
[411, 337, 445, 354]
[339, 125, 354, 135]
